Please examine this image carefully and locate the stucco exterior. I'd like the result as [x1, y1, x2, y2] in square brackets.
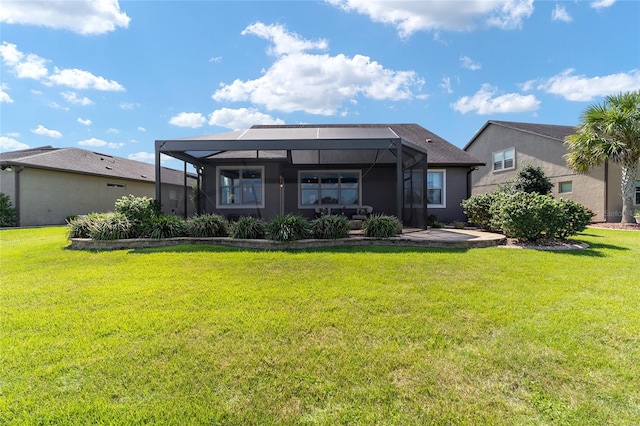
[0, 146, 195, 227]
[464, 121, 640, 222]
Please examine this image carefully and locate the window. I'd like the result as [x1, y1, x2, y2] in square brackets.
[218, 167, 264, 208]
[299, 171, 360, 206]
[493, 148, 515, 171]
[636, 180, 640, 205]
[559, 181, 573, 194]
[427, 170, 445, 208]
[106, 183, 125, 189]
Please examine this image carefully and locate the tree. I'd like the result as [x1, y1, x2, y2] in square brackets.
[507, 164, 554, 195]
[564, 90, 640, 223]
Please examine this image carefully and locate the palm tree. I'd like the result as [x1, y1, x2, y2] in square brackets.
[565, 90, 640, 223]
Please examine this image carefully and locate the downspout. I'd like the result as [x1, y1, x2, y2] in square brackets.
[466, 166, 479, 199]
[423, 154, 428, 229]
[14, 166, 25, 227]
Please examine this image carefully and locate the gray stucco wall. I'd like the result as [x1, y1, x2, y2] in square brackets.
[464, 124, 640, 222]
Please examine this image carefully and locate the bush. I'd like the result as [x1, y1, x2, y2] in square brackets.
[490, 192, 594, 241]
[461, 192, 502, 231]
[549, 198, 595, 239]
[362, 214, 401, 238]
[87, 212, 132, 240]
[67, 212, 107, 238]
[311, 214, 350, 239]
[147, 215, 187, 239]
[230, 216, 266, 239]
[114, 195, 162, 237]
[0, 193, 18, 227]
[266, 214, 310, 242]
[186, 214, 228, 237]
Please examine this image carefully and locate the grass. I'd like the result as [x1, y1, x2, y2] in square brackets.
[1, 226, 639, 425]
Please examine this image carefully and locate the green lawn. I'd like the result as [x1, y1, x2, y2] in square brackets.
[1, 227, 639, 425]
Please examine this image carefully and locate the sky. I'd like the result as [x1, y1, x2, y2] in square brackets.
[1, 0, 639, 170]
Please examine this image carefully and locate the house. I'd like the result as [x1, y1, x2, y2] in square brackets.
[155, 124, 483, 228]
[463, 120, 640, 222]
[0, 146, 196, 226]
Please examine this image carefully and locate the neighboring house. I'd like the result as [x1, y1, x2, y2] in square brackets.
[0, 146, 196, 226]
[155, 124, 483, 228]
[463, 120, 640, 222]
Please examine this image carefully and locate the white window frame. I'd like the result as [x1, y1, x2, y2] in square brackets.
[427, 169, 446, 209]
[216, 166, 265, 209]
[492, 148, 515, 172]
[635, 179, 640, 206]
[298, 170, 362, 208]
[559, 181, 573, 194]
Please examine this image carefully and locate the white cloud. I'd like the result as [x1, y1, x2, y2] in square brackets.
[0, 84, 13, 103]
[128, 152, 155, 163]
[106, 128, 119, 134]
[5, 132, 20, 138]
[0, 42, 125, 91]
[242, 22, 328, 56]
[31, 125, 62, 139]
[460, 56, 481, 70]
[326, 0, 534, 37]
[47, 68, 125, 91]
[451, 84, 540, 114]
[591, 0, 615, 9]
[439, 77, 453, 94]
[538, 69, 640, 101]
[119, 102, 138, 110]
[169, 112, 206, 128]
[77, 137, 124, 149]
[77, 117, 92, 126]
[209, 56, 222, 63]
[128, 152, 173, 165]
[213, 22, 423, 115]
[0, 0, 130, 35]
[209, 108, 285, 130]
[61, 91, 93, 106]
[137, 126, 146, 132]
[0, 136, 29, 152]
[551, 4, 572, 22]
[0, 42, 48, 79]
[48, 101, 69, 111]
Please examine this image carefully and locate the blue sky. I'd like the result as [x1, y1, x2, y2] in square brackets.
[1, 0, 639, 169]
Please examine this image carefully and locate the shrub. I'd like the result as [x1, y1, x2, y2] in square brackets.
[495, 192, 552, 240]
[87, 212, 132, 240]
[266, 214, 310, 242]
[0, 193, 18, 227]
[67, 212, 107, 238]
[549, 198, 595, 239]
[453, 221, 466, 229]
[230, 216, 266, 239]
[362, 214, 401, 238]
[114, 195, 162, 237]
[147, 215, 187, 239]
[310, 214, 350, 239]
[461, 192, 502, 231]
[186, 214, 228, 237]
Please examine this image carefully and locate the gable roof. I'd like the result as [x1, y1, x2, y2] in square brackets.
[163, 123, 482, 167]
[0, 146, 191, 185]
[464, 120, 577, 150]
